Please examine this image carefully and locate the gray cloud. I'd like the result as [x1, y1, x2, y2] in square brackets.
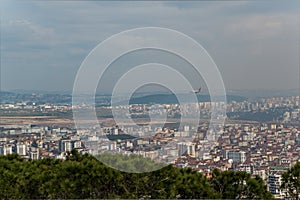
[0, 0, 299, 92]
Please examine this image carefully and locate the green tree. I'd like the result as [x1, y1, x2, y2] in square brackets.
[281, 162, 300, 200]
[0, 152, 274, 199]
[210, 169, 274, 199]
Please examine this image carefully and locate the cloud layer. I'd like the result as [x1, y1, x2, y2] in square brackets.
[1, 0, 299, 92]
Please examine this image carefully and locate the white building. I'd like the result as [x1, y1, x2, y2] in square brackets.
[268, 166, 288, 199]
[30, 147, 39, 160]
[177, 142, 196, 157]
[0, 145, 13, 156]
[268, 174, 284, 199]
[59, 140, 72, 152]
[16, 143, 27, 156]
[223, 150, 246, 163]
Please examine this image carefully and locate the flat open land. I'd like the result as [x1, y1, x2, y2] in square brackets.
[0, 116, 74, 127]
[0, 116, 260, 128]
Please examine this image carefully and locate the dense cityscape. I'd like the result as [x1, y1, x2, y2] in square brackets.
[0, 92, 299, 199]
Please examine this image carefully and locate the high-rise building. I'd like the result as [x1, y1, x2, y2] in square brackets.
[16, 143, 27, 156]
[59, 140, 82, 152]
[177, 142, 196, 157]
[0, 145, 13, 156]
[30, 147, 39, 160]
[59, 140, 72, 152]
[268, 174, 284, 199]
[223, 150, 246, 163]
[268, 166, 288, 199]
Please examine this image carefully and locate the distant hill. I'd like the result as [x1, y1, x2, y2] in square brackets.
[227, 88, 300, 98]
[127, 93, 246, 105]
[0, 91, 71, 104]
[1, 91, 246, 105]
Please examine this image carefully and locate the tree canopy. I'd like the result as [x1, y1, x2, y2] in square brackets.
[281, 162, 300, 200]
[0, 151, 274, 199]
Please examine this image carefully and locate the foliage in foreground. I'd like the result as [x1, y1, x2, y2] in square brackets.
[281, 162, 300, 200]
[0, 150, 274, 199]
[95, 153, 167, 173]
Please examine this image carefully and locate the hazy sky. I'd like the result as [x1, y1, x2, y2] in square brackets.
[1, 0, 299, 93]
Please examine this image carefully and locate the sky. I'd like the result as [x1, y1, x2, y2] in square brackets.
[0, 0, 299, 94]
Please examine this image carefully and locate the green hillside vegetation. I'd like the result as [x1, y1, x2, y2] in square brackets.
[0, 150, 274, 199]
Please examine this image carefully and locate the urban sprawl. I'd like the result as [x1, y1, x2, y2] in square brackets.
[0, 95, 299, 199]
